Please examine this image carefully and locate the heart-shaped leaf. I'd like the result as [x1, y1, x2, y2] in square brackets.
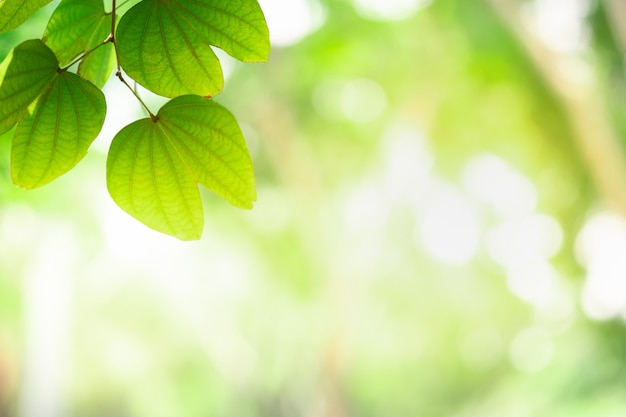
[116, 0, 269, 98]
[0, 39, 58, 135]
[43, 0, 116, 88]
[11, 71, 107, 188]
[0, 0, 52, 34]
[107, 95, 256, 240]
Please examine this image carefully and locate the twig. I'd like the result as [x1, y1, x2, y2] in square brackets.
[107, 0, 157, 121]
[605, 0, 626, 55]
[485, 0, 626, 215]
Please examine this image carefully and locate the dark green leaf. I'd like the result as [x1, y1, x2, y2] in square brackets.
[116, 0, 269, 98]
[0, 0, 52, 34]
[11, 71, 106, 189]
[0, 39, 58, 135]
[107, 95, 256, 240]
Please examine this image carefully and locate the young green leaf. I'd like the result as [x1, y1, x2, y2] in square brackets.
[0, 39, 58, 135]
[43, 0, 116, 88]
[11, 71, 106, 189]
[107, 95, 256, 240]
[0, 0, 52, 34]
[116, 0, 269, 98]
[78, 42, 116, 89]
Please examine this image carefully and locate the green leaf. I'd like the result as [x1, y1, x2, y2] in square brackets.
[0, 0, 52, 34]
[116, 0, 269, 98]
[43, 0, 116, 87]
[0, 39, 58, 135]
[78, 42, 116, 89]
[11, 71, 106, 189]
[107, 95, 256, 240]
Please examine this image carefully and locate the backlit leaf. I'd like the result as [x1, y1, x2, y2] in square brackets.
[43, 0, 116, 87]
[0, 39, 58, 135]
[116, 0, 269, 98]
[11, 71, 106, 189]
[78, 42, 116, 89]
[0, 0, 52, 34]
[107, 95, 256, 240]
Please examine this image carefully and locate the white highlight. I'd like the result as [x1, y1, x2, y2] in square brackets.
[353, 0, 432, 21]
[577, 212, 626, 320]
[342, 182, 389, 237]
[18, 223, 78, 417]
[505, 258, 561, 307]
[417, 184, 481, 265]
[522, 0, 591, 54]
[258, 0, 326, 47]
[486, 214, 563, 267]
[463, 153, 537, 219]
[381, 122, 434, 205]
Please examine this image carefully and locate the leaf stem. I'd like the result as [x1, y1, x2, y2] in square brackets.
[107, 0, 158, 121]
[116, 73, 158, 122]
[60, 41, 108, 71]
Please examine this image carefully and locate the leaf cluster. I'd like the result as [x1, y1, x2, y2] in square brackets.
[0, 0, 269, 240]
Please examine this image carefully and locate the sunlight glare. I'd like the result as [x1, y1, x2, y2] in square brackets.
[18, 223, 78, 417]
[416, 184, 481, 265]
[522, 0, 591, 54]
[381, 122, 434, 206]
[353, 0, 432, 21]
[486, 214, 563, 267]
[463, 153, 537, 219]
[342, 182, 389, 236]
[577, 212, 626, 320]
[258, 0, 326, 47]
[505, 258, 561, 307]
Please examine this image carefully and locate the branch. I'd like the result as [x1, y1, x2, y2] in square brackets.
[605, 0, 626, 55]
[485, 0, 626, 215]
[108, 0, 157, 121]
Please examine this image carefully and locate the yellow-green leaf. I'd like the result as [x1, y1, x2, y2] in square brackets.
[78, 42, 116, 89]
[43, 0, 116, 87]
[107, 95, 256, 240]
[0, 0, 52, 34]
[0, 39, 58, 135]
[116, 0, 269, 98]
[11, 71, 106, 189]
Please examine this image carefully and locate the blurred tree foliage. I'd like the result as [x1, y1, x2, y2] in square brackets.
[2, 0, 626, 417]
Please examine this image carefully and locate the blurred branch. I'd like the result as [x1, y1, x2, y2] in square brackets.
[605, 0, 626, 54]
[485, 0, 626, 215]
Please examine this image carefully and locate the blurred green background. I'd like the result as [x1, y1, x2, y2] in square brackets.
[3, 0, 626, 416]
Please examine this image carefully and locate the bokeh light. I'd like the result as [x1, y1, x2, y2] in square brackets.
[2, 0, 626, 416]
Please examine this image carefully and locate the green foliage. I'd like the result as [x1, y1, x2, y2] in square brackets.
[0, 39, 58, 135]
[0, 0, 51, 34]
[42, 0, 116, 88]
[12, 69, 106, 189]
[107, 95, 256, 240]
[0, 0, 269, 239]
[116, 0, 269, 98]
